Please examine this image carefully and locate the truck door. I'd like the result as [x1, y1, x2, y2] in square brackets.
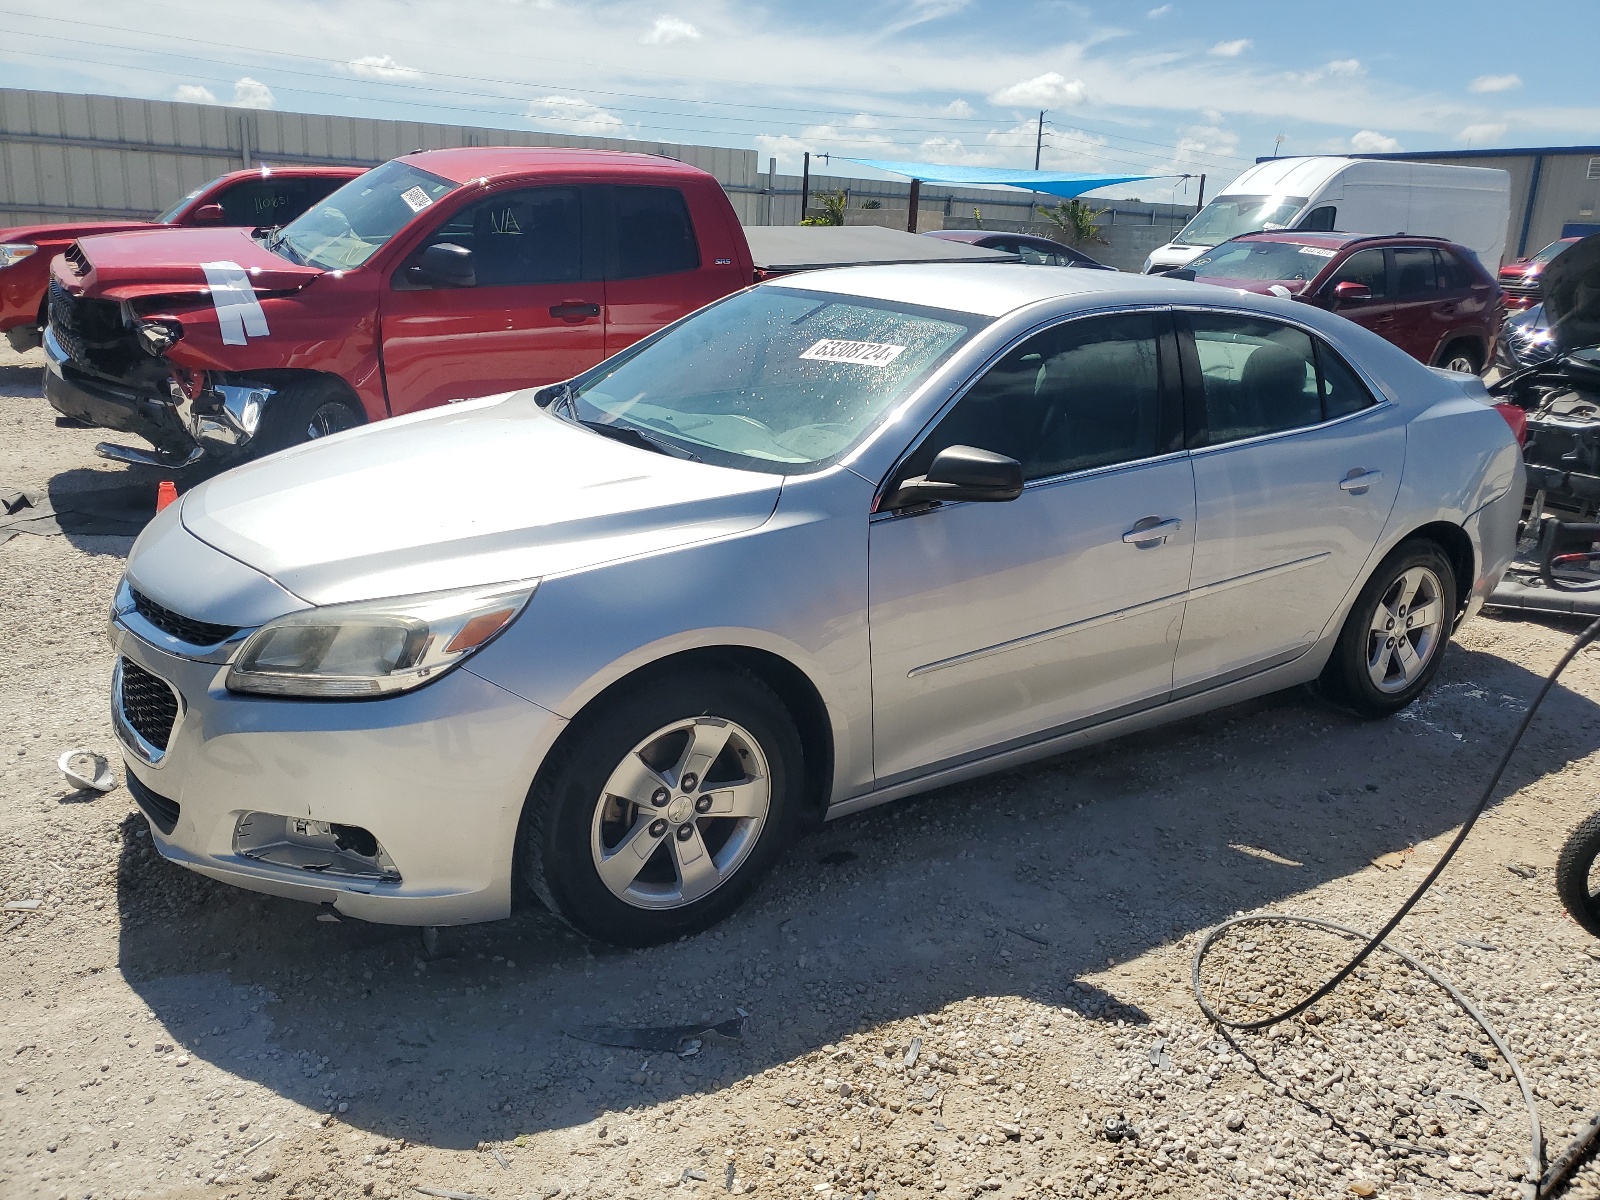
[379, 185, 606, 415]
[600, 184, 745, 355]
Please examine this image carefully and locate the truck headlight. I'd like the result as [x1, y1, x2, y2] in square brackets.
[135, 319, 184, 356]
[0, 243, 38, 270]
[225, 582, 537, 698]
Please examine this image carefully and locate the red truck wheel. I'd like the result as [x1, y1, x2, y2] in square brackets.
[253, 380, 365, 456]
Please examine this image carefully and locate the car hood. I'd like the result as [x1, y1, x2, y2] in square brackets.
[1543, 232, 1600, 353]
[1, 219, 154, 243]
[57, 225, 322, 303]
[179, 393, 785, 607]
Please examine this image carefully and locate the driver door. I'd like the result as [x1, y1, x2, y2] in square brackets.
[380, 185, 606, 415]
[868, 310, 1196, 783]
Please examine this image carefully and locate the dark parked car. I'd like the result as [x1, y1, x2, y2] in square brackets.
[1499, 302, 1557, 369]
[1180, 231, 1504, 374]
[925, 229, 1114, 269]
[1498, 236, 1582, 310]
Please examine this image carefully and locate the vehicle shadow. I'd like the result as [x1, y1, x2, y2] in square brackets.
[111, 627, 1600, 1151]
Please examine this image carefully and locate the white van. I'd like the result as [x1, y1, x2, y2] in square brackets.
[1143, 156, 1510, 274]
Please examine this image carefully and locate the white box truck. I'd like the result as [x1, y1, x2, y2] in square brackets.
[1143, 156, 1511, 274]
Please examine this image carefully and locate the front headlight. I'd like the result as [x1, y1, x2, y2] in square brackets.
[225, 582, 537, 698]
[135, 318, 184, 356]
[0, 243, 38, 270]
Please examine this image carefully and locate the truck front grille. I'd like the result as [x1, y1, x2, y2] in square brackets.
[131, 588, 241, 647]
[48, 277, 134, 371]
[118, 658, 180, 752]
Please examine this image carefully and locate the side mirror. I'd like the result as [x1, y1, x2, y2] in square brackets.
[191, 203, 225, 224]
[886, 445, 1023, 509]
[407, 242, 476, 289]
[1162, 267, 1196, 281]
[1331, 280, 1372, 305]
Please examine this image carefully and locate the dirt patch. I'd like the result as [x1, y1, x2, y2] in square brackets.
[1, 344, 1597, 1200]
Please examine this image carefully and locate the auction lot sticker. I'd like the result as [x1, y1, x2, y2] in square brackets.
[400, 185, 435, 213]
[801, 339, 907, 367]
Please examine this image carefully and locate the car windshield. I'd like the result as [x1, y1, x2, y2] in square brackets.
[155, 186, 204, 225]
[563, 286, 985, 474]
[1173, 194, 1308, 248]
[1187, 239, 1337, 282]
[270, 161, 457, 269]
[1533, 240, 1576, 264]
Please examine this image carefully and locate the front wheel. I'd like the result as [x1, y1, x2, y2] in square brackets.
[252, 378, 365, 457]
[1556, 809, 1600, 938]
[1320, 540, 1457, 716]
[519, 669, 805, 947]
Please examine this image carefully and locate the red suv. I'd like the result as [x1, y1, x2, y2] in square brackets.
[0, 165, 362, 352]
[1497, 236, 1582, 310]
[1181, 231, 1504, 374]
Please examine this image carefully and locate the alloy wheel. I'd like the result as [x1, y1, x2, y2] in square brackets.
[589, 717, 771, 910]
[306, 401, 360, 440]
[1365, 566, 1445, 693]
[1443, 353, 1478, 374]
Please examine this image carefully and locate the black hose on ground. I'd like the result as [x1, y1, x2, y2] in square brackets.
[1191, 613, 1600, 1197]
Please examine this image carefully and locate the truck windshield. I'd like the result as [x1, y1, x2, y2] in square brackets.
[155, 187, 203, 224]
[1187, 239, 1336, 282]
[1173, 195, 1308, 248]
[270, 161, 457, 270]
[563, 286, 985, 474]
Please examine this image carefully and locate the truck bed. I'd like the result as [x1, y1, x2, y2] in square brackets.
[744, 225, 1021, 275]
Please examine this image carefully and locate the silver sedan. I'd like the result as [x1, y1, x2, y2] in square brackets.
[109, 266, 1522, 946]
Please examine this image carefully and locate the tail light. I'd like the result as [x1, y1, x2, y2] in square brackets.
[1494, 401, 1528, 446]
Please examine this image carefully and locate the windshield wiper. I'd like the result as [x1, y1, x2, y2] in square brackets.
[577, 418, 700, 461]
[263, 227, 302, 264]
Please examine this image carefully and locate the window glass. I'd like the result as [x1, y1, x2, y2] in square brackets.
[1189, 314, 1321, 443]
[1393, 247, 1438, 297]
[612, 186, 699, 279]
[1173, 194, 1309, 248]
[156, 186, 203, 224]
[417, 187, 581, 286]
[1434, 249, 1471, 290]
[1298, 205, 1338, 231]
[1329, 248, 1388, 299]
[1189, 240, 1335, 282]
[1316, 342, 1377, 420]
[214, 179, 310, 226]
[567, 287, 982, 474]
[273, 160, 457, 270]
[907, 313, 1165, 483]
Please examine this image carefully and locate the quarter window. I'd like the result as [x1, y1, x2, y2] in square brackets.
[416, 187, 582, 286]
[907, 312, 1169, 483]
[1187, 313, 1376, 444]
[1434, 248, 1472, 290]
[1393, 247, 1438, 297]
[1328, 248, 1388, 299]
[1298, 205, 1338, 231]
[612, 186, 699, 279]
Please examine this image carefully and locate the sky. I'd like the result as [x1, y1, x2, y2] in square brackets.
[1, 0, 1594, 203]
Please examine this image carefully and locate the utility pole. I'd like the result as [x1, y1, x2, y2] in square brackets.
[907, 179, 920, 232]
[1034, 110, 1046, 170]
[1196, 173, 1206, 209]
[800, 151, 810, 223]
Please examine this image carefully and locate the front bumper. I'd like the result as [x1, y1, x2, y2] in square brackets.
[110, 616, 567, 926]
[42, 327, 190, 451]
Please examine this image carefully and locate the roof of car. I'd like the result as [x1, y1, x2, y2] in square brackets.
[396, 146, 710, 185]
[926, 229, 1067, 249]
[768, 261, 1249, 317]
[1230, 230, 1463, 251]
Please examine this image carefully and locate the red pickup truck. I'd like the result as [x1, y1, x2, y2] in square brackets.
[42, 147, 1012, 466]
[2, 165, 361, 353]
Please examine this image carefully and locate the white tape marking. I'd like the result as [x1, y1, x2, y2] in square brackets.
[200, 261, 270, 346]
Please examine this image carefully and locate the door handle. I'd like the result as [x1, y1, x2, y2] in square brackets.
[549, 302, 601, 320]
[1122, 517, 1181, 547]
[1339, 469, 1383, 493]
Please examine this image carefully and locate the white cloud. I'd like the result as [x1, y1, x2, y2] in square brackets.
[941, 98, 975, 118]
[1470, 73, 1521, 94]
[641, 15, 701, 45]
[1147, 4, 1173, 15]
[524, 95, 625, 135]
[1349, 129, 1401, 153]
[174, 84, 217, 105]
[231, 78, 275, 109]
[343, 54, 420, 80]
[1208, 39, 1252, 58]
[1324, 58, 1362, 77]
[987, 72, 1087, 109]
[1458, 122, 1508, 145]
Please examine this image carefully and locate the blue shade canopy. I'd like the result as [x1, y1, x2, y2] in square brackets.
[844, 158, 1165, 197]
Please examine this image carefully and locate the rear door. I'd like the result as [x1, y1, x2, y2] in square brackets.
[379, 184, 606, 414]
[1173, 310, 1405, 691]
[1388, 245, 1442, 362]
[600, 184, 746, 355]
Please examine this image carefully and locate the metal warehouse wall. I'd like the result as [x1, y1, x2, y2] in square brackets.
[0, 87, 762, 225]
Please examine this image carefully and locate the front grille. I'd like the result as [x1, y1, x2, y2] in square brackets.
[1502, 282, 1539, 304]
[131, 588, 241, 647]
[48, 276, 131, 369]
[118, 658, 180, 752]
[126, 771, 180, 835]
[48, 278, 89, 365]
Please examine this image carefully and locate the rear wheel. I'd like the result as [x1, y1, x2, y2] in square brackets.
[1320, 540, 1456, 716]
[1556, 809, 1600, 939]
[519, 669, 804, 946]
[252, 378, 365, 457]
[1436, 340, 1483, 376]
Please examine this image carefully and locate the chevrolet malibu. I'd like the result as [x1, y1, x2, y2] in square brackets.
[110, 266, 1522, 946]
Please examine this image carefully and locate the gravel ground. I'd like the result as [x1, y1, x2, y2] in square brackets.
[1, 342, 1598, 1200]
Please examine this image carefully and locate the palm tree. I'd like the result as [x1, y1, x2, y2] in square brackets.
[1038, 198, 1109, 246]
[801, 190, 848, 226]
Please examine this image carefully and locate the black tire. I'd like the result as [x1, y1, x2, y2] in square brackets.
[1435, 340, 1483, 376]
[519, 668, 804, 947]
[252, 377, 365, 457]
[1556, 809, 1600, 939]
[1320, 539, 1457, 716]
